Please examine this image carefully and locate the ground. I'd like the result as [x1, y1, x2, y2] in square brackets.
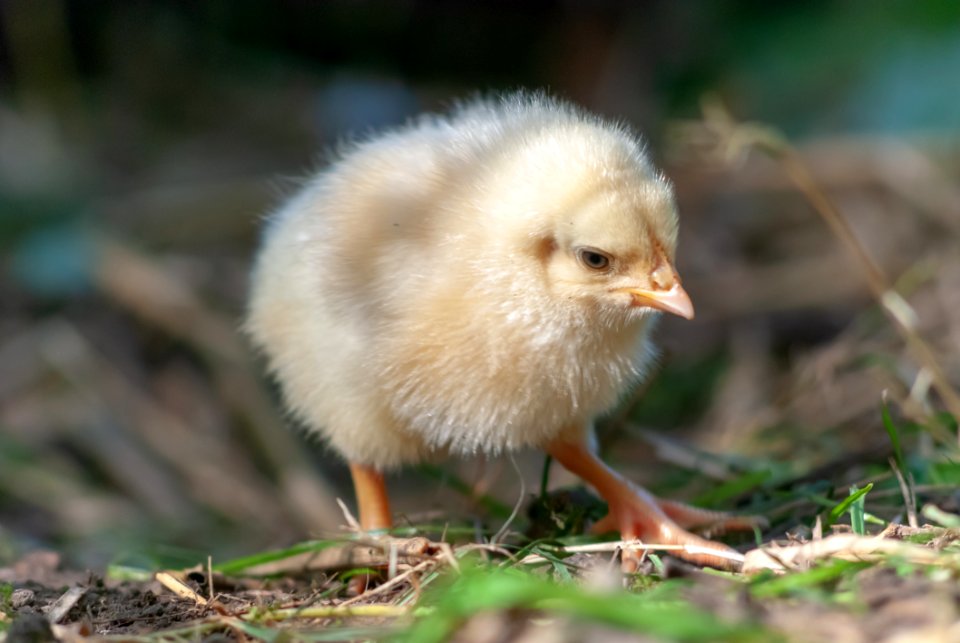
[4, 492, 960, 642]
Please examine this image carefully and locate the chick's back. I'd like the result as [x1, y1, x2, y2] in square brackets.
[247, 95, 660, 468]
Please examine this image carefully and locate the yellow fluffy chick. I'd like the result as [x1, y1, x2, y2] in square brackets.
[247, 93, 754, 570]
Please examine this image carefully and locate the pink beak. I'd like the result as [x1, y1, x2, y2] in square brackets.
[621, 282, 695, 320]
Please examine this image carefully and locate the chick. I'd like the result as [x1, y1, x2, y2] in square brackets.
[247, 93, 754, 570]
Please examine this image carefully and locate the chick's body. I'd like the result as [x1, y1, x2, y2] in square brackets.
[248, 97, 667, 468]
[248, 94, 753, 570]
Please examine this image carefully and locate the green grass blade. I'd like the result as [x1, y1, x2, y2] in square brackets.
[539, 454, 553, 500]
[399, 565, 770, 643]
[850, 486, 867, 535]
[693, 469, 771, 507]
[750, 559, 872, 599]
[213, 539, 341, 575]
[922, 504, 960, 528]
[881, 401, 906, 472]
[827, 483, 873, 528]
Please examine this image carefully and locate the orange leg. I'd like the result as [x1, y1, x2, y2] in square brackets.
[346, 463, 392, 595]
[547, 440, 751, 571]
[349, 462, 392, 531]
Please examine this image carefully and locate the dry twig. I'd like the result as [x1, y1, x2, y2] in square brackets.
[156, 572, 208, 606]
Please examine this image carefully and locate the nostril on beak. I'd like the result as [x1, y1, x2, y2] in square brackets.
[651, 265, 675, 291]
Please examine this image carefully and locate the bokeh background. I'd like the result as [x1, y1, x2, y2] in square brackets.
[2, 0, 959, 569]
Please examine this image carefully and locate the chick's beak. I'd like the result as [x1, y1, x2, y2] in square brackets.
[621, 282, 695, 320]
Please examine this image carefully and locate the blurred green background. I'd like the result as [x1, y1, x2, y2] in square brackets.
[1, 0, 959, 569]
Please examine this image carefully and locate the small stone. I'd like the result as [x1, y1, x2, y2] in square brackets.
[11, 589, 35, 608]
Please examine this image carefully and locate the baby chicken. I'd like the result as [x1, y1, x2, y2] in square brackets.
[247, 93, 753, 570]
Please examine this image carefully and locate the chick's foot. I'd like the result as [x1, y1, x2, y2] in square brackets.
[592, 494, 746, 572]
[547, 439, 748, 572]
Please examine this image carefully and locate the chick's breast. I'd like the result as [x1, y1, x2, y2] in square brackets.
[247, 97, 660, 469]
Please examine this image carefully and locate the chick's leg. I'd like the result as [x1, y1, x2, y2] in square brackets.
[345, 463, 392, 596]
[546, 440, 745, 571]
[349, 463, 392, 531]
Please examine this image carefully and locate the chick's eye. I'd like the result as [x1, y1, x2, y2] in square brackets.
[577, 248, 611, 271]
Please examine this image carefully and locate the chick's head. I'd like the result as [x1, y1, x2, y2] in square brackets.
[481, 121, 693, 324]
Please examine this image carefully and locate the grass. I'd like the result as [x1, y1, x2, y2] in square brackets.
[92, 464, 960, 641]
[398, 566, 770, 643]
[63, 394, 953, 642]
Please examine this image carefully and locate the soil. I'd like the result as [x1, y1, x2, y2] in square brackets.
[1, 551, 329, 639]
[7, 581, 201, 637]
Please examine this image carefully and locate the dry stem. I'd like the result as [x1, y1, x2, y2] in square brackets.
[698, 98, 960, 435]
